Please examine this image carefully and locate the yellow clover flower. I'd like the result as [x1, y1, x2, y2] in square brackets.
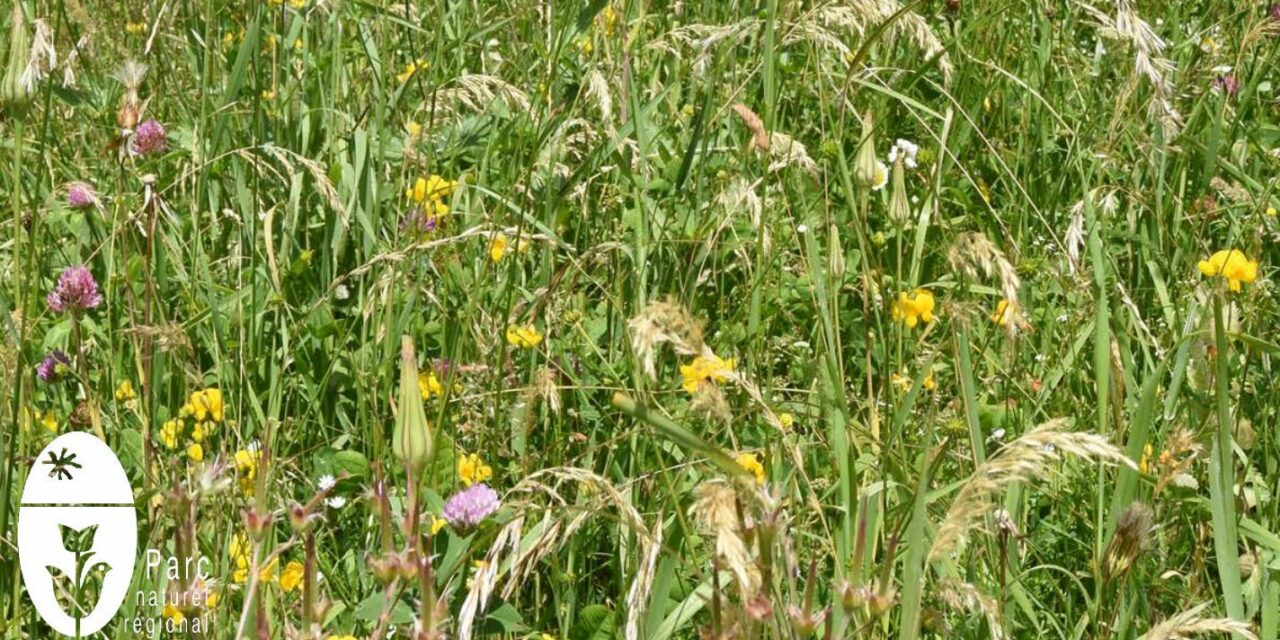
[419, 370, 444, 400]
[506, 324, 544, 349]
[679, 354, 736, 394]
[115, 380, 137, 401]
[735, 452, 765, 485]
[405, 175, 455, 204]
[457, 452, 493, 487]
[892, 289, 936, 328]
[280, 560, 304, 592]
[1198, 249, 1258, 292]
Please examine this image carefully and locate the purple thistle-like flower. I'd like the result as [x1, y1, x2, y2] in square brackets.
[66, 182, 98, 209]
[1212, 74, 1239, 96]
[130, 119, 168, 156]
[37, 350, 71, 382]
[1271, 4, 1280, 21]
[442, 483, 500, 531]
[47, 266, 103, 314]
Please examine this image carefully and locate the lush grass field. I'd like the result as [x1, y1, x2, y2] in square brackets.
[2, 0, 1280, 638]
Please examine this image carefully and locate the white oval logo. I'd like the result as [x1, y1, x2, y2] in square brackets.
[18, 432, 137, 637]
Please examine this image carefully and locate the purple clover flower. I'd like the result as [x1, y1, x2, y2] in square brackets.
[47, 266, 103, 314]
[399, 207, 440, 238]
[130, 119, 168, 156]
[442, 483, 500, 531]
[1213, 74, 1239, 97]
[66, 182, 98, 209]
[37, 350, 71, 382]
[1271, 4, 1280, 21]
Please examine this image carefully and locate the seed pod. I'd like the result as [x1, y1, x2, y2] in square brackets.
[1, 3, 32, 109]
[392, 336, 433, 476]
[853, 111, 878, 188]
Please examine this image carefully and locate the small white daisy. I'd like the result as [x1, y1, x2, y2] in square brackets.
[326, 496, 347, 509]
[317, 474, 336, 492]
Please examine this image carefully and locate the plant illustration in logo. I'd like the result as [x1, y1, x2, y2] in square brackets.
[19, 432, 137, 638]
[42, 448, 82, 481]
[47, 524, 112, 638]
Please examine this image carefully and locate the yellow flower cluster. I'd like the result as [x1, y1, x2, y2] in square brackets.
[160, 389, 224, 462]
[679, 354, 736, 394]
[1198, 249, 1258, 292]
[457, 452, 493, 487]
[506, 324, 544, 349]
[230, 534, 299, 588]
[115, 380, 137, 402]
[892, 289, 936, 328]
[735, 452, 765, 485]
[489, 233, 531, 262]
[419, 370, 444, 400]
[397, 58, 428, 84]
[406, 174, 456, 217]
[234, 448, 261, 496]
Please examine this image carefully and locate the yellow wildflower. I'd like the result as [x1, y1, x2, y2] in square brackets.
[457, 452, 493, 487]
[599, 4, 618, 35]
[191, 423, 206, 442]
[115, 380, 137, 401]
[163, 604, 184, 623]
[187, 443, 204, 462]
[490, 234, 509, 262]
[735, 452, 766, 485]
[126, 21, 146, 34]
[397, 59, 427, 84]
[190, 388, 225, 422]
[406, 121, 422, 138]
[1198, 249, 1259, 292]
[506, 324, 544, 349]
[280, 561, 304, 592]
[40, 409, 57, 434]
[778, 412, 795, 429]
[161, 420, 181, 450]
[990, 299, 1018, 325]
[891, 372, 911, 391]
[429, 514, 448, 536]
[419, 370, 444, 400]
[290, 0, 306, 7]
[892, 289, 936, 328]
[405, 175, 455, 204]
[235, 449, 259, 496]
[1266, 206, 1276, 217]
[923, 372, 936, 391]
[679, 354, 736, 394]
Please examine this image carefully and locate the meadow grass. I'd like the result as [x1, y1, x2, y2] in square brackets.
[2, 0, 1280, 638]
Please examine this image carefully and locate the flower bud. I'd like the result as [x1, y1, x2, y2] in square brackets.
[392, 336, 434, 475]
[888, 160, 911, 225]
[1, 3, 32, 109]
[853, 110, 878, 188]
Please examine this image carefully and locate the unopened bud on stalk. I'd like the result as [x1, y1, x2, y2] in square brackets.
[888, 160, 911, 225]
[392, 336, 434, 476]
[853, 111, 878, 188]
[1, 3, 32, 108]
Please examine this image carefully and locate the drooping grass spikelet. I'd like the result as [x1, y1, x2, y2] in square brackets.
[929, 418, 1135, 562]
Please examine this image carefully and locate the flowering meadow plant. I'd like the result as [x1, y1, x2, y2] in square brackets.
[3, 1, 1278, 639]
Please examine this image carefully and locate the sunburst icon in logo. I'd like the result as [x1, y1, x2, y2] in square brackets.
[18, 432, 138, 637]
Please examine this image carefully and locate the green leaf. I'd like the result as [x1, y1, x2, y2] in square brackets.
[354, 592, 413, 625]
[483, 602, 527, 635]
[569, 604, 615, 640]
